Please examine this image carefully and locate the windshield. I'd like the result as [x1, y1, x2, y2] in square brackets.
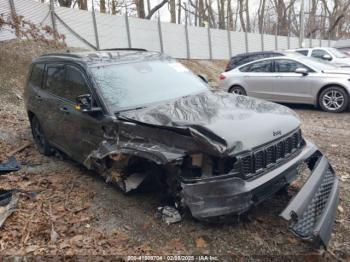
[328, 48, 348, 58]
[296, 56, 339, 70]
[91, 60, 208, 111]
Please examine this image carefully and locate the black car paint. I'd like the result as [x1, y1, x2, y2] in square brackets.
[24, 51, 339, 248]
[225, 51, 284, 71]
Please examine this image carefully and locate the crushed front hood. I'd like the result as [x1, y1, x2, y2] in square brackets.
[118, 91, 300, 155]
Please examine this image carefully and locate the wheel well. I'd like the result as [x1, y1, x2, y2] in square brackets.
[229, 85, 244, 93]
[317, 84, 349, 106]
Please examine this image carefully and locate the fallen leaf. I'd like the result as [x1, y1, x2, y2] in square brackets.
[70, 234, 83, 244]
[51, 229, 59, 243]
[195, 237, 207, 248]
[25, 245, 39, 253]
[167, 238, 185, 251]
[287, 237, 298, 244]
[59, 241, 70, 249]
[338, 205, 344, 213]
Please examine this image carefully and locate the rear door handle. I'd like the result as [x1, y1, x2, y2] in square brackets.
[35, 95, 43, 101]
[59, 107, 69, 114]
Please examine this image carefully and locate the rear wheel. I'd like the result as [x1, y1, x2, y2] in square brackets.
[319, 86, 348, 113]
[30, 116, 52, 156]
[229, 85, 247, 96]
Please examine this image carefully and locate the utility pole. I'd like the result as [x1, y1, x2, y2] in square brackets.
[299, 0, 305, 47]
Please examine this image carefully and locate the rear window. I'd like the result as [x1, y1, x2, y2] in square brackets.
[226, 53, 281, 71]
[29, 64, 45, 88]
[296, 50, 308, 56]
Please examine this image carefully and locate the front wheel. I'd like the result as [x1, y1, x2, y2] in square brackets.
[30, 116, 52, 156]
[319, 86, 349, 113]
[229, 85, 247, 96]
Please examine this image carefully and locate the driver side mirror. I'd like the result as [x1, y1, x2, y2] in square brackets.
[76, 94, 102, 114]
[295, 68, 308, 76]
[322, 54, 332, 61]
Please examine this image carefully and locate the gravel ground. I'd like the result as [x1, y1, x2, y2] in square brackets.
[0, 40, 349, 260]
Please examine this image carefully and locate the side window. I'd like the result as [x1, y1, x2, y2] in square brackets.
[311, 49, 329, 59]
[235, 56, 248, 67]
[29, 64, 45, 88]
[296, 50, 308, 56]
[269, 53, 283, 57]
[64, 65, 90, 101]
[240, 60, 272, 72]
[44, 65, 65, 96]
[275, 59, 311, 73]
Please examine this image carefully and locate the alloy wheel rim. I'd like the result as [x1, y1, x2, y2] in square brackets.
[322, 90, 344, 111]
[233, 88, 244, 95]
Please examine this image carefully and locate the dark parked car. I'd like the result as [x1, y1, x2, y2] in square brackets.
[225, 51, 284, 71]
[24, 50, 339, 247]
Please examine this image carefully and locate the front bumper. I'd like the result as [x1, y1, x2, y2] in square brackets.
[181, 140, 339, 247]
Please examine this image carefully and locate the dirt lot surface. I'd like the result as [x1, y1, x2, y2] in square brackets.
[0, 40, 349, 260]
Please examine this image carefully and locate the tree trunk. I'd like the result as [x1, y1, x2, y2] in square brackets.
[145, 0, 169, 19]
[177, 0, 182, 24]
[78, 0, 88, 10]
[227, 0, 233, 30]
[219, 0, 225, 29]
[258, 0, 266, 33]
[238, 0, 246, 31]
[100, 0, 106, 13]
[170, 0, 176, 23]
[57, 0, 72, 8]
[136, 0, 146, 18]
[111, 0, 117, 14]
[198, 0, 204, 26]
[245, 0, 250, 32]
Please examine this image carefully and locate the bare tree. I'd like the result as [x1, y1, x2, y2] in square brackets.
[169, 0, 176, 23]
[100, 0, 106, 13]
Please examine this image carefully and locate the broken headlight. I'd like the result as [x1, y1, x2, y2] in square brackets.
[181, 154, 239, 178]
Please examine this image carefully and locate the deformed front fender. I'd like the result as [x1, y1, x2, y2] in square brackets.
[84, 140, 186, 169]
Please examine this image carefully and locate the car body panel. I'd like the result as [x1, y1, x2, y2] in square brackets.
[291, 47, 350, 67]
[118, 91, 300, 155]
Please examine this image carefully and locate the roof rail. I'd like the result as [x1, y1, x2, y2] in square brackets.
[39, 53, 82, 58]
[98, 48, 147, 52]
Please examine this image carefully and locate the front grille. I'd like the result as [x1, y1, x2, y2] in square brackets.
[291, 168, 335, 238]
[239, 129, 303, 180]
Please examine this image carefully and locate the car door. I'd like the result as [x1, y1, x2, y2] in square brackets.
[57, 64, 105, 163]
[239, 59, 275, 100]
[272, 59, 315, 104]
[40, 64, 68, 148]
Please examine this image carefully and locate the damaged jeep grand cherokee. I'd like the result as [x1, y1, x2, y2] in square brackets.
[24, 50, 339, 248]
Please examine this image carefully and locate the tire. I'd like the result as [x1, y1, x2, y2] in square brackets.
[229, 85, 247, 96]
[30, 116, 52, 156]
[319, 86, 349, 113]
